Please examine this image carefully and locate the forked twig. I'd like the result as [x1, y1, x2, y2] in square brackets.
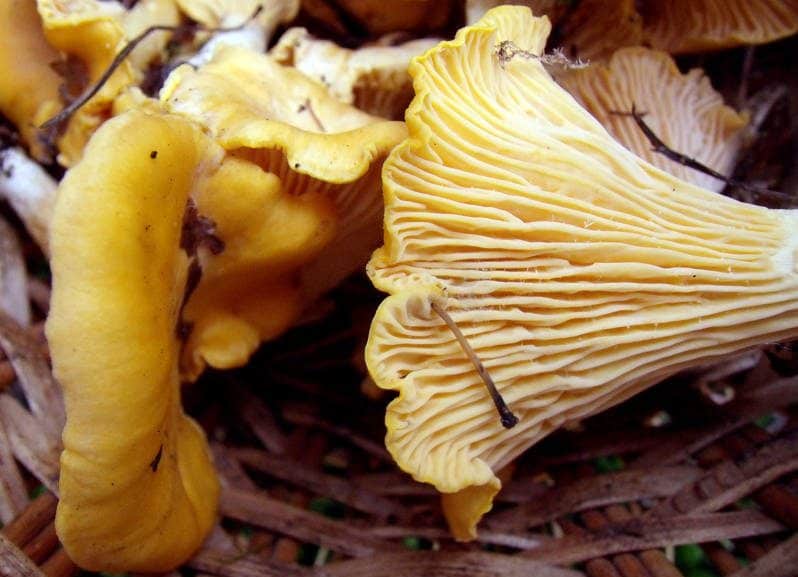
[39, 5, 264, 133]
[611, 105, 787, 200]
[431, 301, 519, 429]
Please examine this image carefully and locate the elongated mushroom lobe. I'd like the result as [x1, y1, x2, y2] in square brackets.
[365, 6, 798, 540]
[47, 110, 222, 573]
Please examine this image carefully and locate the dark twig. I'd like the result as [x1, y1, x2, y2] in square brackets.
[611, 105, 787, 200]
[39, 5, 264, 134]
[430, 301, 519, 429]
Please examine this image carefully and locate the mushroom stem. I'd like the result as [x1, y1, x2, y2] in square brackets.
[431, 301, 519, 429]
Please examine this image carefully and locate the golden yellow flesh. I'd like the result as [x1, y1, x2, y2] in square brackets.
[0, 0, 62, 161]
[47, 110, 221, 573]
[161, 46, 406, 377]
[36, 0, 180, 166]
[366, 7, 798, 540]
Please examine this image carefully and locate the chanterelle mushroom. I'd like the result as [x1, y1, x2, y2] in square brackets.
[642, 0, 798, 54]
[366, 6, 798, 541]
[559, 47, 748, 192]
[0, 0, 62, 161]
[37, 0, 180, 166]
[161, 45, 406, 378]
[47, 109, 222, 572]
[271, 27, 438, 119]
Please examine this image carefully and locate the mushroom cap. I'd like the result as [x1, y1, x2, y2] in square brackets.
[46, 109, 222, 572]
[366, 6, 798, 540]
[559, 47, 748, 192]
[161, 46, 407, 377]
[175, 0, 298, 28]
[37, 0, 180, 166]
[0, 0, 62, 161]
[642, 0, 798, 54]
[271, 27, 438, 119]
[467, 0, 643, 62]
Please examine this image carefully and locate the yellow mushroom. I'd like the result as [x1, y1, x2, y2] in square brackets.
[47, 108, 223, 572]
[271, 27, 438, 119]
[642, 0, 798, 54]
[161, 45, 406, 378]
[37, 0, 180, 165]
[176, 0, 298, 64]
[466, 0, 643, 62]
[0, 0, 62, 161]
[559, 47, 748, 192]
[366, 6, 798, 541]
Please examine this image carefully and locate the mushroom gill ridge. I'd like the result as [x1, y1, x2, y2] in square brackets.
[366, 6, 798, 540]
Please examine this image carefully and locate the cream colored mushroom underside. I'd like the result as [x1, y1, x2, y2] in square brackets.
[366, 8, 798, 498]
[643, 0, 798, 53]
[561, 48, 747, 192]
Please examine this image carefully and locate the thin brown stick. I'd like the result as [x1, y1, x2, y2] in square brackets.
[728, 533, 798, 577]
[1, 492, 57, 548]
[487, 465, 702, 531]
[231, 447, 406, 520]
[430, 301, 518, 429]
[0, 533, 46, 577]
[189, 547, 310, 577]
[0, 312, 64, 436]
[611, 105, 786, 200]
[219, 487, 398, 558]
[0, 416, 28, 524]
[522, 510, 784, 565]
[320, 551, 584, 577]
[39, 6, 264, 133]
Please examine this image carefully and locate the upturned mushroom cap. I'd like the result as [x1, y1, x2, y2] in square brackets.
[46, 109, 223, 572]
[642, 0, 798, 54]
[161, 46, 407, 377]
[559, 47, 748, 192]
[467, 0, 643, 62]
[0, 0, 62, 161]
[366, 6, 798, 540]
[271, 27, 438, 119]
[37, 0, 180, 165]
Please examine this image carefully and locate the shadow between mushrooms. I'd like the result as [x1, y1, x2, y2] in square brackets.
[365, 6, 798, 541]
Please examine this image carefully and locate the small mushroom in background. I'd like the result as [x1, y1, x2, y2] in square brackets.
[47, 109, 224, 573]
[160, 45, 406, 378]
[177, 0, 299, 65]
[559, 47, 748, 192]
[271, 27, 438, 120]
[365, 6, 798, 542]
[642, 0, 798, 54]
[466, 0, 643, 62]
